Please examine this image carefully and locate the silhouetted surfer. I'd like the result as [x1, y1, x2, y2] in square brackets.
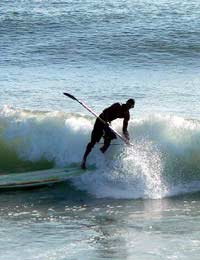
[81, 99, 135, 169]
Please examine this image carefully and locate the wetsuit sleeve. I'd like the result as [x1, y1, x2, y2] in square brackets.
[122, 111, 130, 138]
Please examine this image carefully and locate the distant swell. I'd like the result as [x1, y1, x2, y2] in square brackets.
[0, 105, 200, 199]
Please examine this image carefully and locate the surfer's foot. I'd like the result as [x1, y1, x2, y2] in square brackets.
[81, 160, 86, 170]
[100, 146, 106, 153]
[100, 143, 110, 153]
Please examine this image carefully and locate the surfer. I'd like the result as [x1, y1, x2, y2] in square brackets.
[81, 99, 135, 169]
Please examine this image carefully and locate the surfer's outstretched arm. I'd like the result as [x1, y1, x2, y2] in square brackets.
[122, 113, 130, 141]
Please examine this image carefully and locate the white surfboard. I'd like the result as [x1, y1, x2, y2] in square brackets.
[0, 165, 95, 189]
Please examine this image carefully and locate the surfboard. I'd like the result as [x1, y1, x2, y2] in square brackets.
[0, 165, 95, 189]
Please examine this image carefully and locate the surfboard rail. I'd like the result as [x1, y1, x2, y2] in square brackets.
[0, 165, 96, 189]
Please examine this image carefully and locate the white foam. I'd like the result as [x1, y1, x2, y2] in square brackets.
[1, 106, 200, 199]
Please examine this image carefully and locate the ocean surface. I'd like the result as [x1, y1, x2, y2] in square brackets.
[0, 0, 200, 259]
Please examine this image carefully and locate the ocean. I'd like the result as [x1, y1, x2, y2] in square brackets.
[0, 0, 200, 259]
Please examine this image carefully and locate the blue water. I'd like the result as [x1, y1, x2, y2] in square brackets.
[0, 0, 200, 259]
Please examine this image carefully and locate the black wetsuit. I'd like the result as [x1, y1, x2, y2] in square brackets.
[91, 102, 130, 144]
[81, 102, 131, 168]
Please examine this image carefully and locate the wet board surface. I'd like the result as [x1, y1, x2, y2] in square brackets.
[0, 165, 96, 189]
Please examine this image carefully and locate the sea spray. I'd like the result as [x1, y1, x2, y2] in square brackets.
[0, 106, 200, 198]
[73, 139, 167, 199]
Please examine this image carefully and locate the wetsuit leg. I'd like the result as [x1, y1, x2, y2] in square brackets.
[81, 119, 104, 169]
[100, 126, 117, 153]
[82, 140, 96, 164]
[100, 137, 111, 153]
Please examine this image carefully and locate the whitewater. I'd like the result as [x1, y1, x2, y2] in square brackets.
[1, 0, 200, 259]
[1, 105, 200, 199]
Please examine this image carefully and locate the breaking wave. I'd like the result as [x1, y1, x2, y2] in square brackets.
[0, 105, 200, 199]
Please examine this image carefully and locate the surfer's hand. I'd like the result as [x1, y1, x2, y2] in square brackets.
[123, 131, 130, 141]
[105, 122, 110, 129]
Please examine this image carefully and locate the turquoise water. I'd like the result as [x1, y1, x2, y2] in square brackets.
[0, 0, 200, 259]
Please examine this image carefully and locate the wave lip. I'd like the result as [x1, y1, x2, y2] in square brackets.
[0, 106, 200, 199]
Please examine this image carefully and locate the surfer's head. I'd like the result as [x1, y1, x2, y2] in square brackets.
[126, 98, 135, 109]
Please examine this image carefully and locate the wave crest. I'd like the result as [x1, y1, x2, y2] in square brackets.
[0, 106, 200, 198]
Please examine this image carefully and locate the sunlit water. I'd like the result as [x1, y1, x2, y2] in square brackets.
[0, 0, 200, 259]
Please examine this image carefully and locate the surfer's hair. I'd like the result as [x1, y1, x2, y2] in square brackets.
[126, 98, 135, 106]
